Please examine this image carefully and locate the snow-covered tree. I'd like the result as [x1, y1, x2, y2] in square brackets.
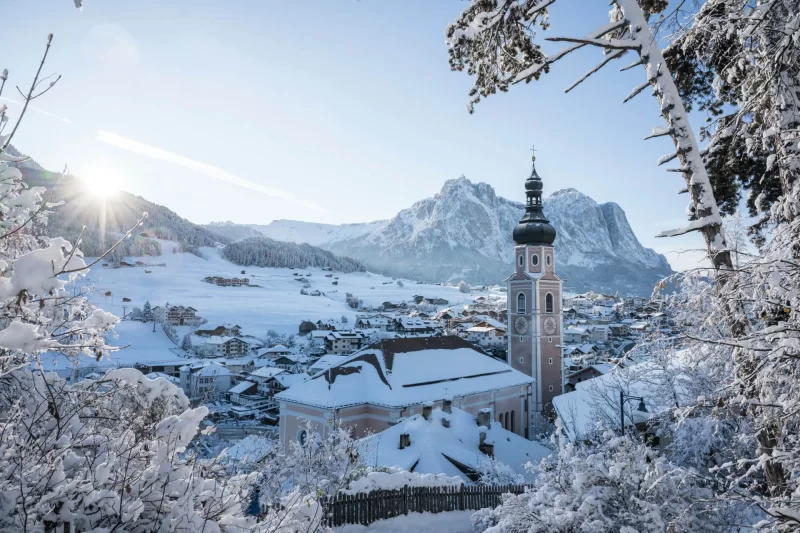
[458, 280, 470, 293]
[181, 333, 193, 352]
[446, 0, 732, 270]
[475, 457, 524, 486]
[472, 429, 740, 533]
[141, 300, 153, 322]
[396, 280, 404, 288]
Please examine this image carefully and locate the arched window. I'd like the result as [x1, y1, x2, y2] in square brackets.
[517, 293, 526, 314]
[497, 415, 503, 428]
[518, 255, 524, 267]
[546, 255, 552, 266]
[511, 410, 516, 433]
[504, 412, 509, 429]
[546, 293, 554, 313]
[531, 254, 539, 266]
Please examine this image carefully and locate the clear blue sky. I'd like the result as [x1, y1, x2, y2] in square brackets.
[4, 0, 709, 270]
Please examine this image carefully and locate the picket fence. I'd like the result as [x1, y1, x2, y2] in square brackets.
[320, 484, 531, 528]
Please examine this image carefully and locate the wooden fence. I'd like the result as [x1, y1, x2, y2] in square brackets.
[320, 484, 531, 528]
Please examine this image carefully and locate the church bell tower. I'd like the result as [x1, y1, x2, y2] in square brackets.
[507, 149, 563, 432]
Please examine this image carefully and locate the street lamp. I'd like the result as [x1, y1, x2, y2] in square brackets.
[619, 390, 647, 434]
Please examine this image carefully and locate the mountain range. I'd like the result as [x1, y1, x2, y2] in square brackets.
[12, 144, 671, 295]
[225, 177, 673, 296]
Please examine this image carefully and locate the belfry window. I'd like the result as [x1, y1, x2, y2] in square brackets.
[517, 293, 526, 314]
[531, 254, 539, 266]
[546, 293, 554, 313]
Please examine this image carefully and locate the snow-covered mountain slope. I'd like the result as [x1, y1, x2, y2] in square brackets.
[256, 178, 672, 296]
[250, 219, 388, 247]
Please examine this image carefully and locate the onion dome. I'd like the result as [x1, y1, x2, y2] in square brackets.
[512, 151, 556, 246]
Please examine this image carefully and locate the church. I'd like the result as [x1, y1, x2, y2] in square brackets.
[275, 152, 564, 446]
[506, 152, 564, 430]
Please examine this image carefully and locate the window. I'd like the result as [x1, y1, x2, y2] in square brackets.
[511, 411, 515, 433]
[519, 357, 524, 364]
[297, 429, 307, 445]
[517, 293, 526, 314]
[548, 385, 554, 391]
[504, 412, 509, 429]
[546, 293, 554, 313]
[548, 337, 552, 343]
[531, 254, 539, 266]
[497, 415, 503, 428]
[518, 255, 523, 267]
[549, 358, 553, 364]
[546, 255, 552, 266]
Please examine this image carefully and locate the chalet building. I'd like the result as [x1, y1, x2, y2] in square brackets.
[260, 344, 292, 358]
[355, 314, 393, 331]
[276, 337, 534, 449]
[229, 381, 261, 406]
[196, 324, 242, 337]
[133, 360, 185, 379]
[198, 336, 252, 358]
[248, 366, 287, 397]
[564, 327, 590, 344]
[179, 361, 231, 403]
[324, 331, 365, 355]
[154, 304, 203, 326]
[394, 316, 437, 335]
[204, 276, 250, 287]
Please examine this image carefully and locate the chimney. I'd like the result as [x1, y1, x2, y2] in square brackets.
[476, 408, 491, 428]
[442, 399, 452, 414]
[422, 402, 433, 421]
[399, 433, 411, 449]
[478, 431, 494, 457]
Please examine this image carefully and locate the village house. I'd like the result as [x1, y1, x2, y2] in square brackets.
[463, 326, 506, 348]
[565, 363, 614, 391]
[196, 324, 242, 337]
[154, 304, 203, 326]
[197, 336, 252, 358]
[563, 326, 590, 344]
[228, 381, 262, 406]
[203, 275, 250, 287]
[276, 337, 535, 449]
[355, 314, 394, 331]
[248, 366, 288, 397]
[324, 331, 365, 355]
[394, 316, 438, 335]
[179, 361, 232, 403]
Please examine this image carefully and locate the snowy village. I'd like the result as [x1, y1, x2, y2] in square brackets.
[1, 0, 799, 532]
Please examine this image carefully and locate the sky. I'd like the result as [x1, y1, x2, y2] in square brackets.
[3, 0, 714, 270]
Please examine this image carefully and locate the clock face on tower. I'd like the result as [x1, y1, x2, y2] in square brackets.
[543, 316, 557, 335]
[514, 316, 528, 335]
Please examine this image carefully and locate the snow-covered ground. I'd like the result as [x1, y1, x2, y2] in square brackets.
[41, 241, 493, 373]
[333, 511, 474, 533]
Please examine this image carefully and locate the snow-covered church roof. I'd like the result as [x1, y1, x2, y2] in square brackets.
[275, 337, 533, 409]
[360, 406, 551, 483]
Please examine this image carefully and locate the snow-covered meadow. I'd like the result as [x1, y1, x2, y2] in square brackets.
[39, 241, 492, 372]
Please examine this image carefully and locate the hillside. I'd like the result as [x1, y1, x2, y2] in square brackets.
[222, 236, 365, 272]
[202, 221, 265, 241]
[8, 145, 227, 258]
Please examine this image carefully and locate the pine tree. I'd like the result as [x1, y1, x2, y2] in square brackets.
[142, 300, 154, 322]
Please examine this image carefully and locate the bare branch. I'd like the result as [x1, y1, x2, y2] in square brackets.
[623, 81, 649, 103]
[55, 213, 148, 276]
[565, 50, 626, 93]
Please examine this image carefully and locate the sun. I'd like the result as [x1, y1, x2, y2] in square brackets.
[82, 164, 121, 198]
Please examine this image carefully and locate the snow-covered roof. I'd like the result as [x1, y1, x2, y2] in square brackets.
[249, 366, 286, 379]
[465, 326, 498, 334]
[276, 337, 533, 409]
[204, 335, 250, 345]
[229, 380, 257, 395]
[564, 327, 588, 335]
[308, 354, 348, 374]
[360, 406, 551, 483]
[196, 362, 230, 377]
[264, 344, 290, 353]
[274, 373, 307, 389]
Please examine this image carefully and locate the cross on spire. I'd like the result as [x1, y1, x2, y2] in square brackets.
[530, 144, 537, 161]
